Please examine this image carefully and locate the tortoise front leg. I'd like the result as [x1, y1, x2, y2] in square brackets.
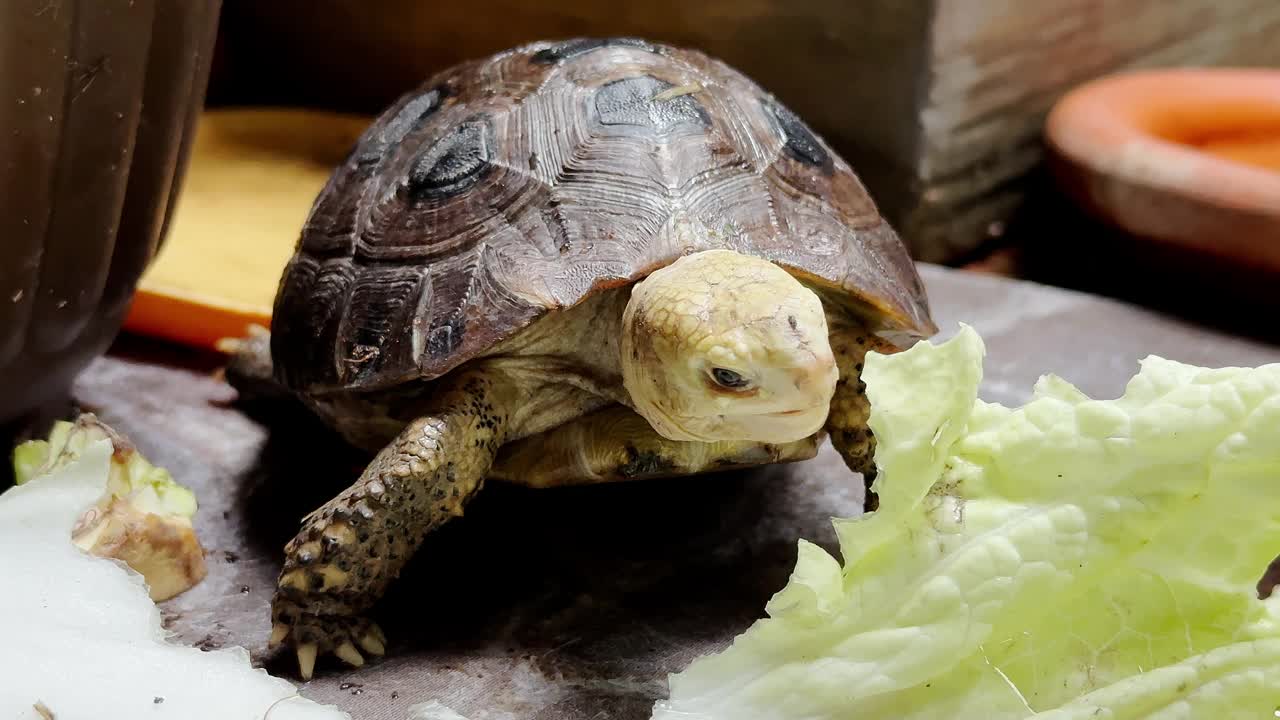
[824, 320, 892, 512]
[270, 370, 516, 679]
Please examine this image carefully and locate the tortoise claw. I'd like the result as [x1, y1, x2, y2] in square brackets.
[270, 599, 385, 679]
[358, 628, 385, 656]
[297, 642, 318, 681]
[269, 622, 289, 648]
[214, 323, 269, 357]
[335, 641, 365, 668]
[214, 336, 244, 355]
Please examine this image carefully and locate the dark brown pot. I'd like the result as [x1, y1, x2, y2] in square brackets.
[0, 0, 222, 429]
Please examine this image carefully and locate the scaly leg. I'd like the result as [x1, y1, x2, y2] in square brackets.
[824, 319, 893, 512]
[491, 404, 820, 488]
[217, 324, 293, 403]
[270, 369, 519, 679]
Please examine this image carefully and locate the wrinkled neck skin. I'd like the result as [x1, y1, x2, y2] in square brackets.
[620, 249, 838, 444]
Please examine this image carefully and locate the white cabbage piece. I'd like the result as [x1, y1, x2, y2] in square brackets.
[0, 437, 350, 720]
[655, 325, 1280, 720]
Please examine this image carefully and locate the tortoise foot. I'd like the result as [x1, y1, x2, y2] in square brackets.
[269, 599, 386, 680]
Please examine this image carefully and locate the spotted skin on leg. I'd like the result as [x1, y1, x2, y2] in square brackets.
[271, 370, 516, 679]
[491, 404, 820, 488]
[824, 320, 892, 512]
[217, 325, 293, 404]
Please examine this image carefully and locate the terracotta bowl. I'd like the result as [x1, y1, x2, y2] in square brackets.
[1045, 68, 1280, 275]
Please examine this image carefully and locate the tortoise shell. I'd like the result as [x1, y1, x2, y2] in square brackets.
[272, 37, 934, 393]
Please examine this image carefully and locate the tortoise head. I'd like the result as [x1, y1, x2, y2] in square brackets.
[621, 249, 838, 444]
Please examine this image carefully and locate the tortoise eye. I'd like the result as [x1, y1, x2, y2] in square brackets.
[711, 368, 751, 389]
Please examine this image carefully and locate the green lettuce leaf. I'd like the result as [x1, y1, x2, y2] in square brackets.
[653, 324, 1280, 720]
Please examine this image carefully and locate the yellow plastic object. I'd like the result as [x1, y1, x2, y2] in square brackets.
[124, 109, 373, 349]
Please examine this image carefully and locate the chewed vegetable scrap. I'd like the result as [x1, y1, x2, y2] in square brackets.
[13, 413, 206, 601]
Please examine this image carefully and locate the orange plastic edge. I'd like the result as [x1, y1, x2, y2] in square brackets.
[124, 289, 270, 351]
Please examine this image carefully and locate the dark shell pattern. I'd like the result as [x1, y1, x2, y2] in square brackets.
[272, 37, 934, 393]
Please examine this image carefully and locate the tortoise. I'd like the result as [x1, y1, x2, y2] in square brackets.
[222, 36, 936, 679]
